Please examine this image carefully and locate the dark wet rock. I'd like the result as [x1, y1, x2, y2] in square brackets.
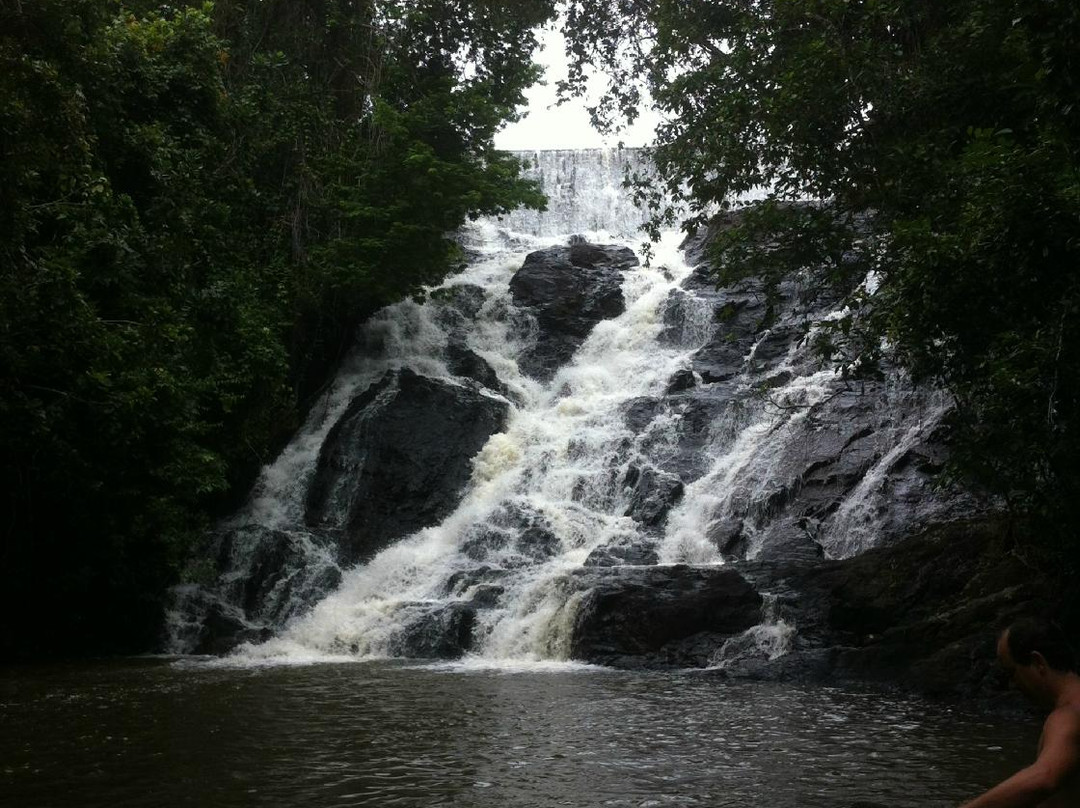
[446, 340, 505, 395]
[496, 504, 562, 562]
[760, 370, 794, 390]
[390, 602, 476, 659]
[518, 523, 561, 560]
[459, 503, 560, 565]
[179, 524, 343, 654]
[666, 369, 697, 393]
[461, 584, 505, 609]
[675, 377, 976, 564]
[170, 578, 279, 656]
[460, 523, 513, 562]
[659, 289, 691, 346]
[434, 283, 487, 319]
[431, 284, 488, 335]
[510, 242, 638, 380]
[583, 539, 659, 567]
[679, 210, 747, 272]
[751, 521, 825, 564]
[193, 603, 273, 656]
[658, 289, 712, 349]
[622, 396, 663, 432]
[799, 424, 881, 506]
[748, 323, 804, 373]
[460, 524, 514, 561]
[655, 395, 738, 480]
[305, 368, 510, 563]
[232, 531, 342, 623]
[621, 391, 741, 486]
[687, 297, 768, 383]
[565, 242, 640, 272]
[732, 518, 1052, 697]
[443, 566, 510, 597]
[825, 434, 991, 552]
[676, 259, 809, 387]
[510, 245, 634, 332]
[569, 565, 764, 668]
[709, 517, 748, 561]
[570, 466, 621, 514]
[621, 465, 685, 527]
[214, 525, 299, 613]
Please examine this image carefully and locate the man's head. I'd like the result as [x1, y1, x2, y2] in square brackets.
[997, 618, 1077, 706]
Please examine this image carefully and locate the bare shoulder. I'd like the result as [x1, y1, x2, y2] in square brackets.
[1039, 704, 1080, 758]
[1045, 703, 1080, 736]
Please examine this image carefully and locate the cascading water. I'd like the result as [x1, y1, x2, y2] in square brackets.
[500, 148, 660, 237]
[168, 148, 962, 667]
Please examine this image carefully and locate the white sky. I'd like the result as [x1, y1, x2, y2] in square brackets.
[494, 26, 660, 150]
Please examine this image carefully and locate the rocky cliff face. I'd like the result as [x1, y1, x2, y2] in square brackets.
[169, 192, 1050, 699]
[636, 226, 985, 566]
[551, 219, 1047, 699]
[534, 220, 1043, 698]
[731, 517, 1049, 698]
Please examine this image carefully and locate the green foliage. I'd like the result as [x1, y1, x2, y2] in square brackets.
[0, 0, 553, 657]
[562, 0, 1080, 558]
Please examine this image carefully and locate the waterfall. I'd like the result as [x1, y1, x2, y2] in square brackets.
[500, 148, 660, 238]
[167, 148, 960, 667]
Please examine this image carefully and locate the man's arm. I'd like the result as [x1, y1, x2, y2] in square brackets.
[960, 709, 1080, 808]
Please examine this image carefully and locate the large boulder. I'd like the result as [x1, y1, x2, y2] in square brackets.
[510, 242, 638, 380]
[679, 209, 745, 271]
[729, 518, 1053, 698]
[389, 602, 477, 659]
[305, 368, 510, 562]
[569, 565, 763, 668]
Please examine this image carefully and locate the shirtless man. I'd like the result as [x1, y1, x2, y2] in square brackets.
[960, 618, 1080, 808]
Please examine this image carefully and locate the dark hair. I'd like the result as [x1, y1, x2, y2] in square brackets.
[1006, 618, 1077, 672]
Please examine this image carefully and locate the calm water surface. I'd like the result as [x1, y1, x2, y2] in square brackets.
[1, 658, 1037, 808]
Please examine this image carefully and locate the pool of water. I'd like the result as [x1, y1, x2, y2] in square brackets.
[1, 658, 1036, 808]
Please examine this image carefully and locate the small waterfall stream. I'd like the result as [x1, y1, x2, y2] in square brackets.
[168, 148, 962, 667]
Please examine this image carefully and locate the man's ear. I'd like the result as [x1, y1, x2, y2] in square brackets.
[1030, 650, 1051, 673]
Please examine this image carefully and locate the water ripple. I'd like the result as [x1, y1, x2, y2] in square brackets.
[0, 660, 1037, 808]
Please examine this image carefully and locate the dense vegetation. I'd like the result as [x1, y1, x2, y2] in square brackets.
[0, 0, 552, 658]
[562, 0, 1080, 572]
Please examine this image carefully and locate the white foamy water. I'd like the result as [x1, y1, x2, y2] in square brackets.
[229, 227, 706, 665]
